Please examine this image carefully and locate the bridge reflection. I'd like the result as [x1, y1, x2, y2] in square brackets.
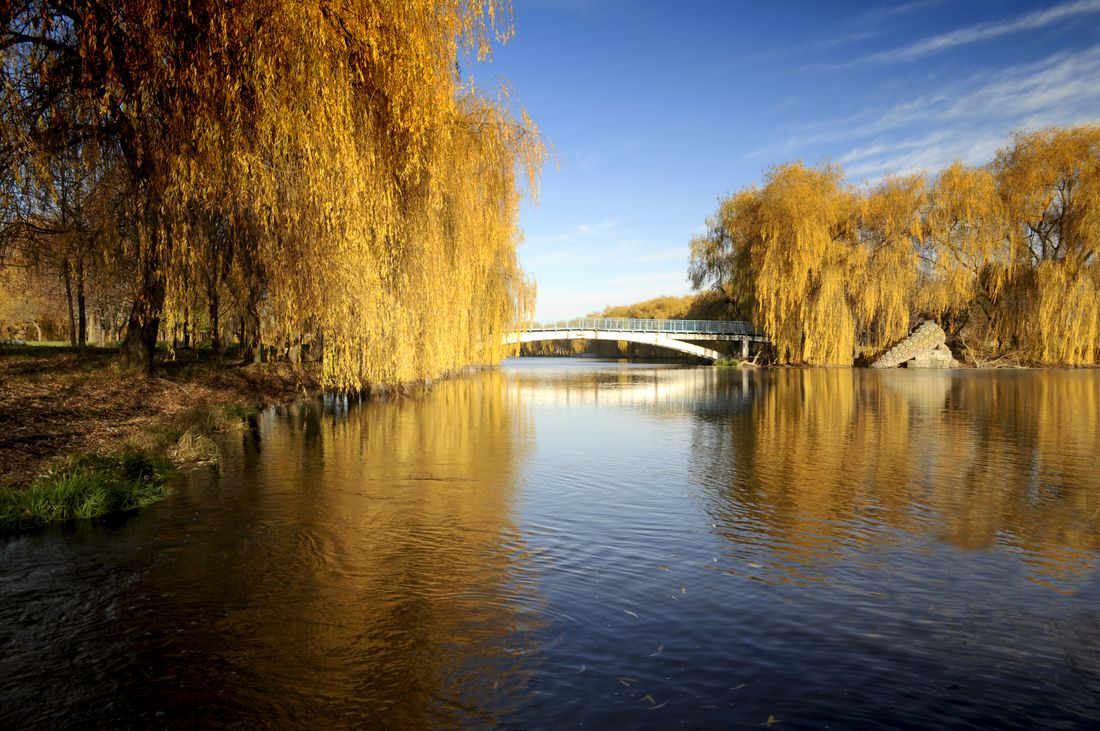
[503, 359, 756, 416]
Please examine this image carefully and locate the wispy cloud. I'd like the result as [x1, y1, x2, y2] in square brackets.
[522, 0, 632, 18]
[749, 45, 1100, 183]
[525, 217, 617, 247]
[813, 0, 947, 51]
[606, 272, 689, 287]
[559, 136, 649, 172]
[521, 218, 695, 318]
[575, 219, 617, 236]
[849, 46, 1100, 178]
[813, 29, 879, 51]
[766, 96, 796, 115]
[869, 0, 1100, 64]
[852, 0, 949, 27]
[535, 271, 692, 320]
[838, 131, 952, 166]
[524, 235, 685, 271]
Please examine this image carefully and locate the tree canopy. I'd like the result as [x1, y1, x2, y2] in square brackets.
[690, 126, 1100, 365]
[1, 0, 543, 387]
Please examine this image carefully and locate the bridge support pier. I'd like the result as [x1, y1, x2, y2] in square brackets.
[741, 339, 749, 359]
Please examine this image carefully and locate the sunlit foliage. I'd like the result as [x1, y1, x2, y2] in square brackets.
[992, 127, 1100, 364]
[597, 294, 696, 320]
[690, 125, 1100, 365]
[691, 163, 864, 364]
[1, 1, 542, 387]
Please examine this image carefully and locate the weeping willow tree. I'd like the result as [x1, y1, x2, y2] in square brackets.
[993, 127, 1100, 364]
[690, 163, 914, 364]
[853, 174, 924, 353]
[1, 0, 542, 387]
[691, 125, 1100, 366]
[917, 162, 1007, 334]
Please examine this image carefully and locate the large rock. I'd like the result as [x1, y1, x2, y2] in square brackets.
[908, 343, 959, 369]
[870, 321, 954, 369]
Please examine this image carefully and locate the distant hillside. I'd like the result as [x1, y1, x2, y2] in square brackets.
[593, 290, 751, 322]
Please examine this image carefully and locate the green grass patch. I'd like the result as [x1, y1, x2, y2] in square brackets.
[714, 357, 743, 368]
[0, 451, 174, 532]
[19, 340, 71, 348]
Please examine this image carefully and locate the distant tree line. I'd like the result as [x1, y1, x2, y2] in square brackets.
[689, 126, 1100, 365]
[1, 1, 542, 387]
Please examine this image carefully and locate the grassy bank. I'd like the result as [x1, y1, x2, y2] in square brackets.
[0, 345, 322, 532]
[0, 451, 173, 532]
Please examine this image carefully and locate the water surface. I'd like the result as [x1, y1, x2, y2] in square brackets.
[3, 360, 1100, 728]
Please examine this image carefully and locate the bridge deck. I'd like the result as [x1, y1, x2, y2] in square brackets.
[521, 317, 766, 341]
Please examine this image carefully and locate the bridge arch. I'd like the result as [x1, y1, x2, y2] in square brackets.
[504, 329, 725, 361]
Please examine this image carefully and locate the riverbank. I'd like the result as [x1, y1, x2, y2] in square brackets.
[0, 345, 323, 530]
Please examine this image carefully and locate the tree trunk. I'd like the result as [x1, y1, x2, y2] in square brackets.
[63, 260, 76, 347]
[76, 256, 87, 349]
[209, 291, 221, 352]
[241, 309, 262, 365]
[120, 263, 166, 373]
[240, 278, 263, 365]
[182, 305, 191, 349]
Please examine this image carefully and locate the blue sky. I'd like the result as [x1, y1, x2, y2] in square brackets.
[474, 0, 1100, 321]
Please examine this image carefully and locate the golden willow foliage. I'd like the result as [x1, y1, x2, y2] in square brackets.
[690, 125, 1100, 365]
[2, 1, 542, 387]
[597, 294, 696, 320]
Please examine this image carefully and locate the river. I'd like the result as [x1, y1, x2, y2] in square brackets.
[2, 359, 1100, 728]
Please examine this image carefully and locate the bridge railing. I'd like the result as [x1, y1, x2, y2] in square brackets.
[524, 317, 759, 336]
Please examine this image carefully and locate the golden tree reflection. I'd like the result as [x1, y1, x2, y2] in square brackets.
[699, 369, 1100, 589]
[169, 371, 539, 726]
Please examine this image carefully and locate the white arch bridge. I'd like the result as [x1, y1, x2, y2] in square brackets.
[504, 317, 768, 362]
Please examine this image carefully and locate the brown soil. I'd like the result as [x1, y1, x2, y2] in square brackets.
[0, 346, 322, 488]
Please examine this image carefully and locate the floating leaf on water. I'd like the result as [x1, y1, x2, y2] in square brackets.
[733, 684, 747, 690]
[659, 565, 670, 572]
[648, 701, 669, 710]
[624, 609, 639, 619]
[764, 714, 780, 726]
[648, 644, 664, 657]
[617, 677, 638, 687]
[641, 693, 657, 705]
[681, 587, 687, 594]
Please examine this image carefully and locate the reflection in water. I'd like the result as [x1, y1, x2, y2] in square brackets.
[694, 369, 1100, 589]
[2, 361, 1100, 728]
[211, 372, 539, 727]
[1, 371, 540, 728]
[505, 357, 756, 416]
